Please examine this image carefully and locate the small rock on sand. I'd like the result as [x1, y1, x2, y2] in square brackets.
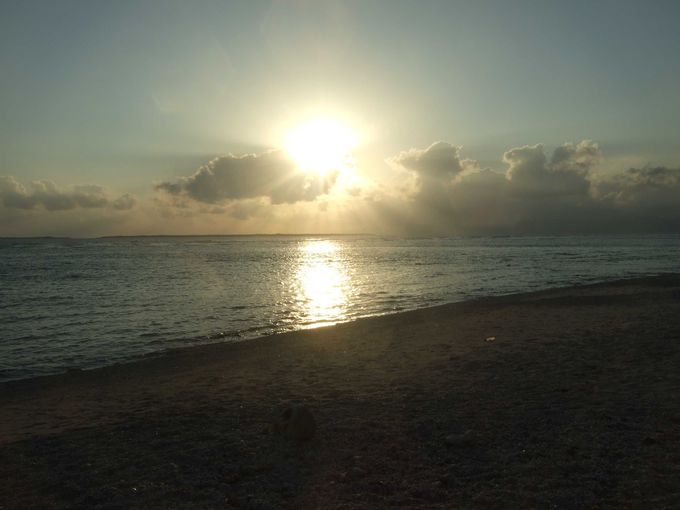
[272, 404, 316, 441]
[445, 430, 474, 447]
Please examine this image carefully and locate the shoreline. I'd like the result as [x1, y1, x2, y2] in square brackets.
[2, 274, 680, 508]
[1, 272, 670, 387]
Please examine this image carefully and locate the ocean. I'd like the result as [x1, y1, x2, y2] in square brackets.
[2, 234, 679, 382]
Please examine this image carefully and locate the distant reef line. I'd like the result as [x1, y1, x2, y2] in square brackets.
[0, 233, 379, 240]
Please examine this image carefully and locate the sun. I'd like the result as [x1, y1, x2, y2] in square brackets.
[285, 118, 358, 175]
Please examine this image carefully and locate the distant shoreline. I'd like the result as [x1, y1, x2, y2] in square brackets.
[3, 232, 680, 241]
[0, 233, 380, 240]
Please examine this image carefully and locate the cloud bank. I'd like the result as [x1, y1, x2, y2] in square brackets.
[0, 177, 138, 237]
[384, 140, 680, 234]
[0, 177, 135, 211]
[3, 140, 680, 237]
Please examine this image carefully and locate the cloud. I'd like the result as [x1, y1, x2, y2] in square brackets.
[591, 166, 680, 230]
[504, 140, 598, 197]
[385, 140, 680, 235]
[386, 142, 482, 221]
[0, 177, 36, 209]
[112, 193, 136, 210]
[0, 177, 139, 237]
[0, 176, 136, 212]
[606, 166, 680, 203]
[4, 140, 680, 237]
[389, 142, 464, 178]
[156, 150, 337, 205]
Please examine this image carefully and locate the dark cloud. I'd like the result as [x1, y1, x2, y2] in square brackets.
[389, 142, 464, 178]
[0, 177, 135, 212]
[616, 166, 680, 194]
[593, 166, 680, 230]
[0, 177, 36, 209]
[504, 141, 598, 197]
[156, 150, 336, 205]
[386, 140, 680, 235]
[387, 142, 477, 220]
[550, 140, 601, 172]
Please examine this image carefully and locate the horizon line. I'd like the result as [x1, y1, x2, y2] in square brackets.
[2, 232, 680, 241]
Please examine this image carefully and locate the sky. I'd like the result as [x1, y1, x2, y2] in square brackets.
[2, 0, 680, 236]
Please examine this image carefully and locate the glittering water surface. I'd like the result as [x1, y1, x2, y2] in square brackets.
[2, 234, 680, 381]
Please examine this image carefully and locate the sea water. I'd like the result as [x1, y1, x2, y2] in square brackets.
[2, 234, 680, 382]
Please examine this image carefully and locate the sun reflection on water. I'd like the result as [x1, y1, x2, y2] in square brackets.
[295, 240, 350, 328]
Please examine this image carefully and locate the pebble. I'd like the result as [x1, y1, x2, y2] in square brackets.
[445, 430, 474, 447]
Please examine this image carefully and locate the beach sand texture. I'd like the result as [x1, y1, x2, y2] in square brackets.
[2, 275, 680, 509]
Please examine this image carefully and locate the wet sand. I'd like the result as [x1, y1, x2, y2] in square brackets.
[2, 275, 680, 509]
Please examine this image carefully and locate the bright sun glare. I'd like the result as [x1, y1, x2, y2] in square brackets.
[285, 118, 358, 175]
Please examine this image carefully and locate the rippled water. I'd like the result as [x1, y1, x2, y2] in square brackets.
[2, 234, 680, 381]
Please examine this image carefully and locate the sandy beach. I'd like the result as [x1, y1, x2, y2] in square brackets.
[2, 275, 680, 509]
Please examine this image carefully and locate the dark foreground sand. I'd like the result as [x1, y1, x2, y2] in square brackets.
[2, 276, 680, 509]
